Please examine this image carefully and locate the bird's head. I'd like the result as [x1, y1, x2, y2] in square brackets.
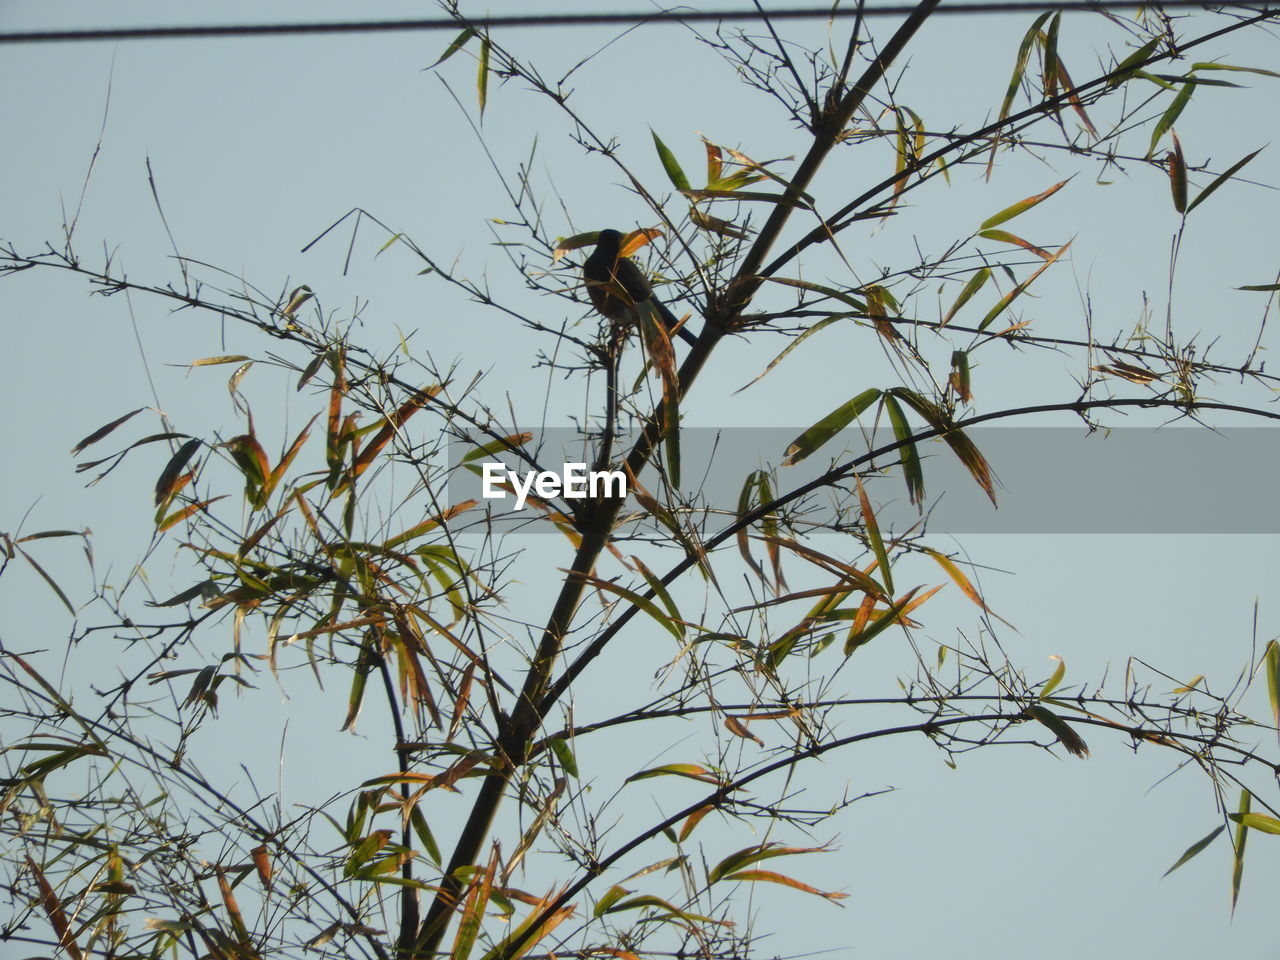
[594, 229, 624, 250]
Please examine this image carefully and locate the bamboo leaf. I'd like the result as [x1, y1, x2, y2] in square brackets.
[1229, 813, 1280, 835]
[855, 477, 893, 595]
[987, 12, 1053, 178]
[154, 438, 203, 506]
[280, 285, 313, 318]
[71, 407, 146, 454]
[709, 843, 829, 883]
[632, 555, 683, 635]
[1040, 655, 1067, 700]
[882, 393, 923, 506]
[1148, 78, 1195, 155]
[980, 178, 1069, 230]
[1190, 61, 1280, 80]
[1107, 37, 1162, 88]
[1040, 14, 1061, 98]
[477, 35, 490, 117]
[885, 386, 993, 504]
[1264, 640, 1280, 744]
[754, 536, 886, 599]
[922, 547, 1001, 616]
[767, 275, 866, 312]
[349, 386, 441, 482]
[942, 269, 990, 325]
[978, 229, 1053, 259]
[1024, 703, 1089, 757]
[1059, 57, 1097, 137]
[949, 349, 972, 402]
[25, 855, 84, 960]
[157, 496, 226, 532]
[339, 632, 376, 732]
[736, 470, 768, 580]
[626, 763, 720, 784]
[1187, 148, 1262, 213]
[1162, 825, 1225, 877]
[430, 28, 474, 68]
[939, 426, 997, 506]
[1168, 132, 1188, 213]
[783, 388, 881, 465]
[978, 240, 1071, 331]
[704, 138, 723, 184]
[721, 869, 847, 900]
[843, 587, 921, 655]
[1232, 789, 1250, 911]
[679, 189, 805, 206]
[548, 736, 579, 779]
[678, 805, 716, 843]
[652, 130, 692, 192]
[571, 571, 683, 642]
[593, 885, 631, 918]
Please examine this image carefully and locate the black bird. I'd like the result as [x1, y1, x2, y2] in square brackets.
[582, 229, 698, 347]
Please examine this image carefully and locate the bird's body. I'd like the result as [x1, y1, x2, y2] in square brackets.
[582, 230, 698, 347]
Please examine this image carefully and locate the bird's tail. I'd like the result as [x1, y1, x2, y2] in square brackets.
[654, 299, 699, 347]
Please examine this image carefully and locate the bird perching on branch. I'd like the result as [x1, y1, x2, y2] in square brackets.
[582, 229, 698, 348]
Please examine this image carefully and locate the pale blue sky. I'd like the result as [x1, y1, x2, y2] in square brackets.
[2, 3, 1279, 958]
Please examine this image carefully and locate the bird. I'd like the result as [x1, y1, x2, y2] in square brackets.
[582, 229, 698, 347]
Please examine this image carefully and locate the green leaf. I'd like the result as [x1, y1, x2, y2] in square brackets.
[1187, 148, 1262, 214]
[855, 477, 892, 595]
[986, 12, 1053, 176]
[1024, 703, 1089, 757]
[882, 393, 923, 506]
[1232, 789, 1250, 911]
[339, 633, 376, 732]
[843, 588, 920, 655]
[980, 179, 1069, 230]
[430, 28, 474, 68]
[1190, 61, 1280, 80]
[939, 426, 997, 506]
[626, 763, 720, 784]
[632, 556, 683, 636]
[978, 240, 1071, 331]
[681, 189, 805, 206]
[1148, 78, 1195, 155]
[767, 275, 866, 312]
[1039, 657, 1066, 699]
[1229, 813, 1280, 835]
[575, 574, 683, 642]
[409, 805, 442, 865]
[593, 885, 631, 917]
[943, 268, 990, 325]
[1107, 37, 1161, 88]
[477, 35, 490, 117]
[652, 130, 692, 192]
[709, 843, 825, 884]
[998, 12, 1053, 122]
[548, 736, 579, 779]
[1162, 825, 1225, 877]
[783, 389, 881, 465]
[1265, 640, 1280, 744]
[1040, 13, 1061, 96]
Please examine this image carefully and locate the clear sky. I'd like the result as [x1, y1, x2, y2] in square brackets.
[2, 3, 1279, 958]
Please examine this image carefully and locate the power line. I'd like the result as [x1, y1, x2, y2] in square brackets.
[0, 3, 1272, 45]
